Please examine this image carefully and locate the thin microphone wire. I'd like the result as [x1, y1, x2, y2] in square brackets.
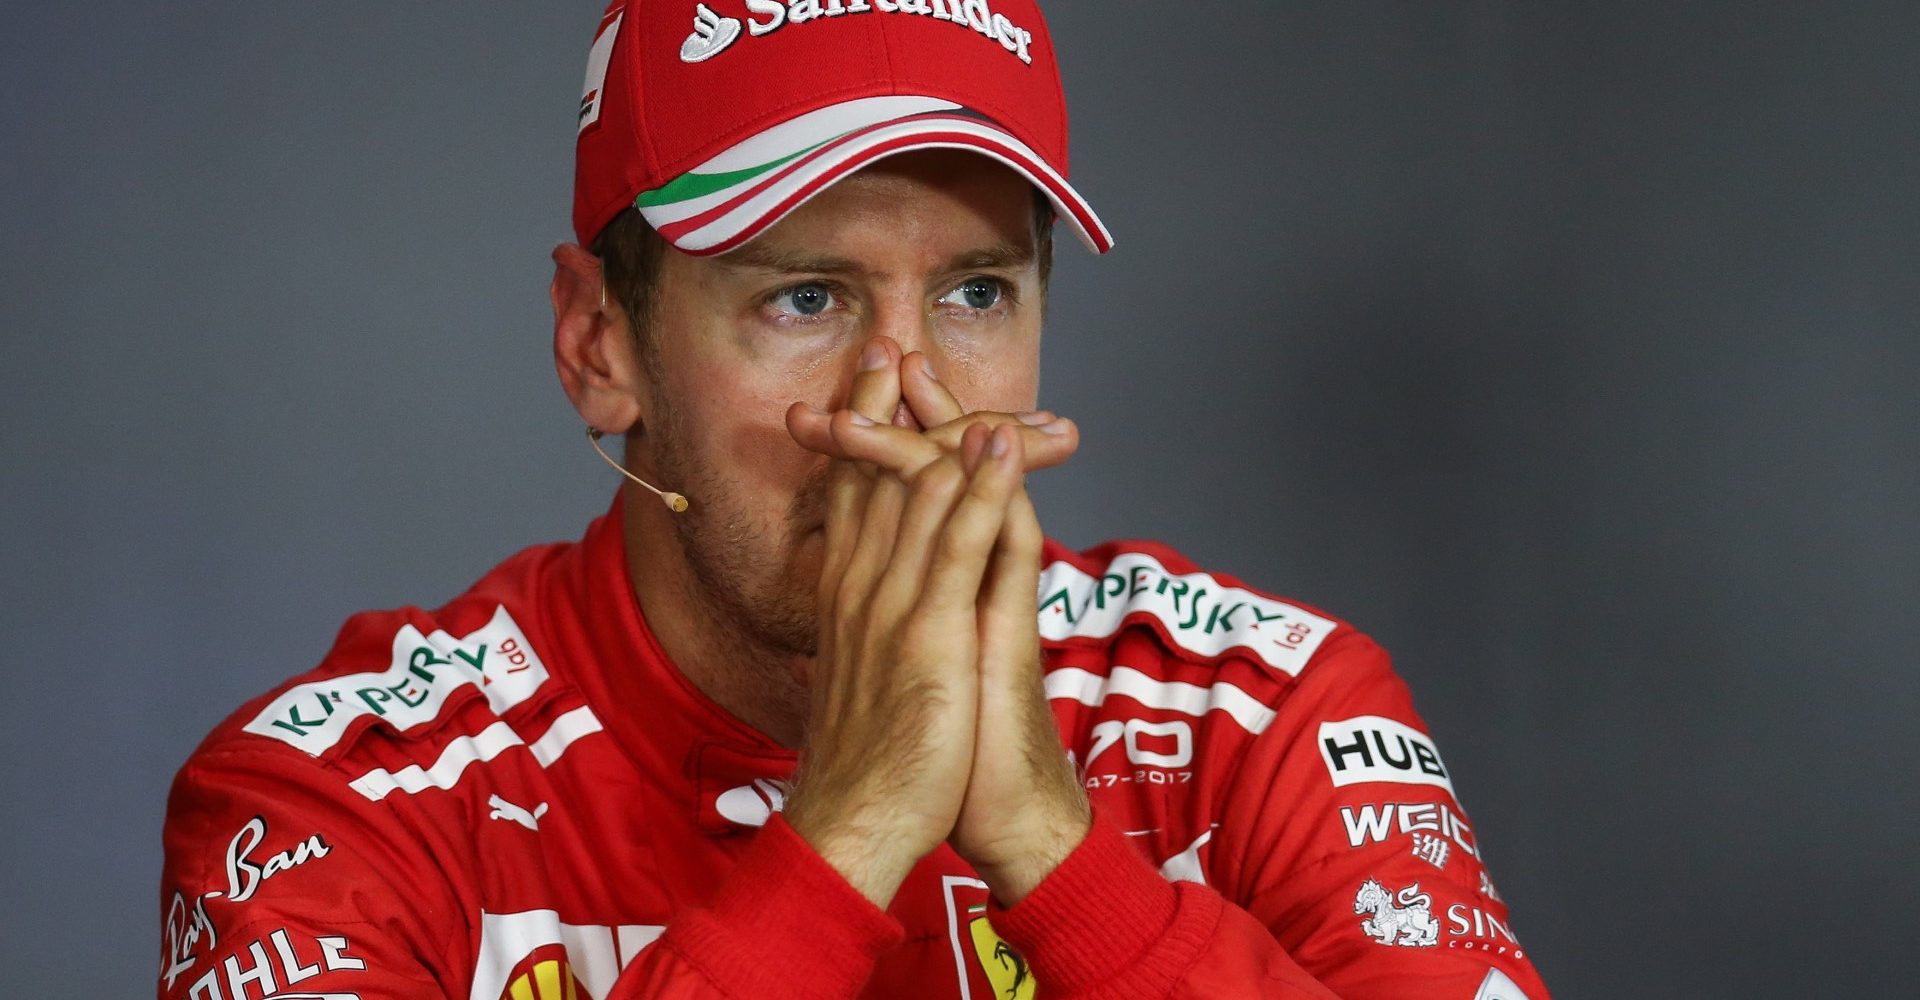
[587, 427, 689, 513]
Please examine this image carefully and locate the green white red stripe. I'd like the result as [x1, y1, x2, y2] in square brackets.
[636, 95, 1112, 256]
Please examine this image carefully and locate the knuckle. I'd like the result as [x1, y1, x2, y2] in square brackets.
[933, 523, 991, 571]
[833, 575, 867, 625]
[967, 462, 1013, 500]
[913, 458, 965, 498]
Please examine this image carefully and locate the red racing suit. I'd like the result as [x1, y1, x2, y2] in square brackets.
[158, 504, 1551, 1000]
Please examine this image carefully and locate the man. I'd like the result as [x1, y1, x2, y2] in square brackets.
[159, 2, 1552, 998]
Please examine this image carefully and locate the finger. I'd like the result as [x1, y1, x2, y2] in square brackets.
[803, 335, 900, 603]
[817, 458, 870, 607]
[960, 421, 992, 476]
[880, 422, 993, 619]
[835, 470, 908, 622]
[977, 487, 1045, 685]
[785, 334, 907, 453]
[922, 411, 1077, 471]
[821, 410, 1078, 478]
[828, 410, 944, 476]
[900, 350, 1079, 467]
[848, 336, 904, 423]
[868, 453, 972, 618]
[900, 350, 965, 427]
[922, 425, 1024, 614]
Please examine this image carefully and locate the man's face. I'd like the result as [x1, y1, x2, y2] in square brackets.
[638, 150, 1046, 656]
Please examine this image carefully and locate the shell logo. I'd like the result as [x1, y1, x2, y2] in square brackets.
[499, 945, 589, 1000]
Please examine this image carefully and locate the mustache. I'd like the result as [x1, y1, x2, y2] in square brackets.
[786, 460, 834, 530]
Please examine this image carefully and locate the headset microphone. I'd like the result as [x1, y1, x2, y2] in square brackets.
[587, 427, 689, 513]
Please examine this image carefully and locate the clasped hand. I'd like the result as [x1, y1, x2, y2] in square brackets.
[780, 337, 1091, 909]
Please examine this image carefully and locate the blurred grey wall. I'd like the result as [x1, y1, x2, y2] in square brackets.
[3, 2, 1915, 997]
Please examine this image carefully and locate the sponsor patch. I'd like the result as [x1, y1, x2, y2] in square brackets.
[966, 905, 1035, 1000]
[1474, 967, 1534, 1000]
[1350, 880, 1531, 964]
[1410, 832, 1451, 870]
[724, 0, 1038, 66]
[1037, 553, 1335, 675]
[496, 944, 589, 1000]
[224, 816, 331, 903]
[943, 876, 1039, 1000]
[244, 606, 549, 757]
[578, 10, 622, 132]
[162, 890, 218, 990]
[1353, 879, 1439, 948]
[172, 929, 365, 1000]
[1445, 901, 1525, 957]
[679, 4, 742, 62]
[163, 818, 334, 991]
[470, 910, 665, 1000]
[1337, 800, 1478, 860]
[486, 794, 549, 832]
[1318, 716, 1455, 795]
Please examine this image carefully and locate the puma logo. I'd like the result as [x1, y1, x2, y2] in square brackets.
[488, 794, 549, 832]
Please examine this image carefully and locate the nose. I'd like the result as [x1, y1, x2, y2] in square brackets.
[865, 297, 937, 373]
[856, 300, 940, 429]
[849, 334, 924, 430]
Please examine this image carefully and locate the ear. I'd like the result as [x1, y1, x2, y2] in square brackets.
[551, 242, 648, 434]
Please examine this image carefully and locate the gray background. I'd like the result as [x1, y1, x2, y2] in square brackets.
[2, 2, 1914, 997]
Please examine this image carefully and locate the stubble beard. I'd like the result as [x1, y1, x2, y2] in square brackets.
[649, 398, 828, 662]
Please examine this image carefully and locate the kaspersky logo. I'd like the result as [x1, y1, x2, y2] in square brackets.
[679, 0, 1037, 65]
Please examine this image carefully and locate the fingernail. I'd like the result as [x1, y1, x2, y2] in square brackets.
[991, 427, 1011, 458]
[1015, 411, 1052, 426]
[802, 403, 828, 415]
[919, 355, 937, 381]
[860, 341, 888, 371]
[848, 412, 876, 426]
[1036, 418, 1072, 436]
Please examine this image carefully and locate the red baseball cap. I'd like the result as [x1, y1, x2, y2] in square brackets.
[572, 0, 1112, 257]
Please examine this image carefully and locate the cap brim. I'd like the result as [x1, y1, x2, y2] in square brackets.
[635, 95, 1113, 257]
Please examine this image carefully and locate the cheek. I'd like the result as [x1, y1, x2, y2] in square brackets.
[667, 364, 820, 490]
[942, 343, 1042, 414]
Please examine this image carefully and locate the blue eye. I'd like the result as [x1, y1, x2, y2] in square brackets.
[940, 278, 1003, 311]
[770, 282, 837, 317]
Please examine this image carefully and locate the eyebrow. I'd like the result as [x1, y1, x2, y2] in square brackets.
[714, 240, 1037, 277]
[947, 241, 1035, 273]
[716, 244, 862, 276]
